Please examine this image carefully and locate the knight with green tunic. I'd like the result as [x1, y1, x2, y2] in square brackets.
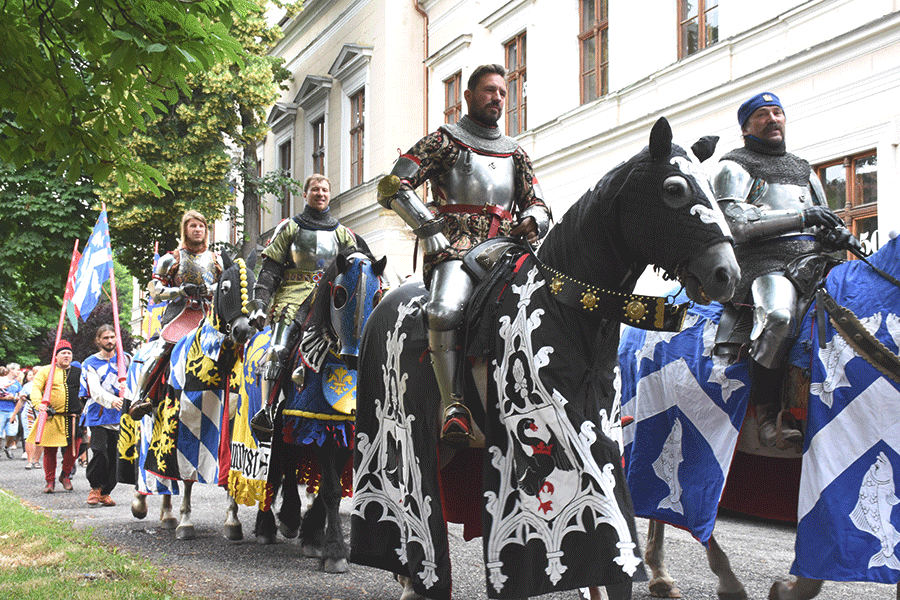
[249, 175, 357, 435]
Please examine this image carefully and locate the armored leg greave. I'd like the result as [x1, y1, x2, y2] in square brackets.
[425, 261, 475, 446]
[749, 273, 798, 369]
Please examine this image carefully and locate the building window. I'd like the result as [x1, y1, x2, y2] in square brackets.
[444, 72, 462, 125]
[816, 151, 878, 254]
[505, 33, 526, 136]
[278, 140, 292, 220]
[312, 117, 325, 175]
[350, 90, 365, 187]
[579, 0, 608, 104]
[678, 0, 718, 58]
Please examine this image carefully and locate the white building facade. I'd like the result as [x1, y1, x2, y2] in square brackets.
[253, 0, 900, 275]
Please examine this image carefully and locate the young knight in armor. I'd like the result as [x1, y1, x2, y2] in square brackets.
[130, 210, 223, 419]
[712, 92, 859, 447]
[80, 324, 131, 507]
[377, 64, 551, 448]
[248, 174, 359, 435]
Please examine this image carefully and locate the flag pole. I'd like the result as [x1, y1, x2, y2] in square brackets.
[102, 204, 128, 398]
[35, 239, 80, 443]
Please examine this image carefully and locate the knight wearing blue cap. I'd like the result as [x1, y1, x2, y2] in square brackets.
[712, 92, 859, 449]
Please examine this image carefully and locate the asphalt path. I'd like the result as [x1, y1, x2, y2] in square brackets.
[0, 451, 896, 599]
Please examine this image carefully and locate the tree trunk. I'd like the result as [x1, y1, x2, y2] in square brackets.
[239, 106, 261, 263]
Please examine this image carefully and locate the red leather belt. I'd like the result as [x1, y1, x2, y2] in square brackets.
[436, 204, 513, 237]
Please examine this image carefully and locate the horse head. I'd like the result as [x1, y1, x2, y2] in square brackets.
[306, 248, 388, 370]
[212, 255, 255, 347]
[624, 117, 740, 303]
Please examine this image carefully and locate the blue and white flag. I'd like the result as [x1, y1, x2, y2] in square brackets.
[71, 209, 113, 320]
[792, 236, 900, 584]
[620, 292, 750, 544]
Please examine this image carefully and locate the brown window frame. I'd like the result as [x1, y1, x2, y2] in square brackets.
[278, 140, 292, 220]
[350, 90, 365, 188]
[443, 72, 462, 125]
[505, 32, 527, 136]
[579, 0, 609, 104]
[678, 0, 719, 59]
[816, 150, 878, 256]
[312, 117, 325, 176]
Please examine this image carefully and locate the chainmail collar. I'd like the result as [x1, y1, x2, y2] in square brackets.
[440, 114, 519, 155]
[722, 140, 811, 186]
[294, 204, 339, 231]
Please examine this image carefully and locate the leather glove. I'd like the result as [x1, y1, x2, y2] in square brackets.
[802, 206, 843, 229]
[179, 282, 208, 299]
[818, 226, 863, 253]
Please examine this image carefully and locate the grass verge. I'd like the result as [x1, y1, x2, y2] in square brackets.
[0, 487, 197, 600]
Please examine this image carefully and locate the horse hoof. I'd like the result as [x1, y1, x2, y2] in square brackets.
[175, 525, 196, 540]
[278, 522, 299, 539]
[256, 532, 276, 545]
[303, 544, 323, 558]
[224, 524, 244, 541]
[324, 557, 349, 573]
[768, 582, 792, 600]
[131, 500, 148, 520]
[160, 517, 178, 530]
[649, 577, 682, 598]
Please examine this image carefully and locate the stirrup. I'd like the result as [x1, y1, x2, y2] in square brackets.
[128, 399, 154, 421]
[441, 402, 474, 449]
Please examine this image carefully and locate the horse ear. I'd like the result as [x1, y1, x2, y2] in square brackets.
[691, 135, 719, 162]
[337, 252, 349, 274]
[373, 255, 387, 276]
[244, 249, 258, 272]
[649, 117, 673, 162]
[221, 251, 235, 271]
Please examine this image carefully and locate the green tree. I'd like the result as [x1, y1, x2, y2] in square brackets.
[0, 0, 247, 192]
[100, 0, 298, 278]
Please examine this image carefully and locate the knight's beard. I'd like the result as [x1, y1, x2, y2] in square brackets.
[184, 239, 207, 253]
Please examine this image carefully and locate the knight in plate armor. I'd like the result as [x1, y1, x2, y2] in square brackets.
[377, 64, 552, 448]
[712, 92, 858, 447]
[249, 174, 358, 434]
[132, 210, 223, 416]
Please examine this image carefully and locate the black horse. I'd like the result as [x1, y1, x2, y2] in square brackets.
[351, 117, 741, 600]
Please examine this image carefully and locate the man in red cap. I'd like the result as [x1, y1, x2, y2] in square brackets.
[27, 340, 83, 493]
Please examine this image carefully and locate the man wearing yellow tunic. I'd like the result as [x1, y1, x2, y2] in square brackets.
[28, 340, 83, 493]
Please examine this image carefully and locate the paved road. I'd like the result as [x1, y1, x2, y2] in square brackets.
[0, 451, 895, 599]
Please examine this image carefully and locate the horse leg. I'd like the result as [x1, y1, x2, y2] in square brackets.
[223, 493, 243, 541]
[159, 494, 178, 529]
[706, 534, 747, 600]
[645, 520, 682, 598]
[278, 444, 301, 539]
[300, 494, 325, 558]
[131, 491, 148, 520]
[175, 480, 196, 540]
[606, 581, 632, 600]
[768, 577, 823, 600]
[315, 442, 350, 573]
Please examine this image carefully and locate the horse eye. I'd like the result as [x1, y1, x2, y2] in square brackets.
[332, 285, 348, 309]
[662, 176, 691, 207]
[220, 280, 231, 294]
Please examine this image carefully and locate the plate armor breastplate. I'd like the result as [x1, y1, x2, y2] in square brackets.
[290, 227, 340, 272]
[177, 250, 219, 287]
[437, 149, 516, 211]
[753, 182, 814, 212]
